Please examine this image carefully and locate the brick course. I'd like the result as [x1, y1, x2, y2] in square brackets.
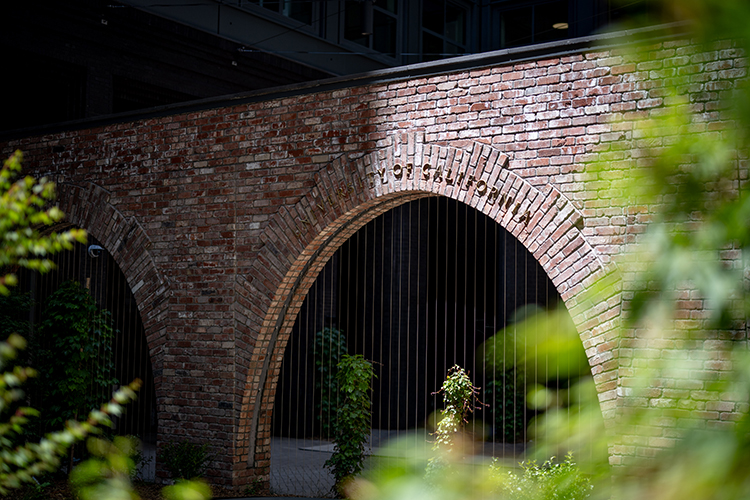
[3, 38, 746, 488]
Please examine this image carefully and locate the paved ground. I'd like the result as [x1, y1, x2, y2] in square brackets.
[268, 430, 526, 498]
[141, 430, 526, 499]
[268, 430, 405, 497]
[270, 436, 336, 497]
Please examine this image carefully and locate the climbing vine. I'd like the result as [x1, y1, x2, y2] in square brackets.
[324, 354, 375, 496]
[313, 326, 347, 438]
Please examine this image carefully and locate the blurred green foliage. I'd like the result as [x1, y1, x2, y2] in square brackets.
[162, 480, 213, 500]
[0, 331, 140, 495]
[0, 150, 135, 495]
[351, 2, 750, 500]
[71, 436, 141, 500]
[490, 453, 592, 500]
[72, 436, 212, 500]
[0, 151, 86, 296]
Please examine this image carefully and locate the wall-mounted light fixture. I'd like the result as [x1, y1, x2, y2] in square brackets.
[88, 245, 104, 258]
[553, 22, 569, 29]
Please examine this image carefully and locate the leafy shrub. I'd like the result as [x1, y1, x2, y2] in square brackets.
[426, 365, 483, 480]
[324, 354, 375, 496]
[479, 324, 528, 444]
[313, 327, 347, 438]
[34, 280, 118, 433]
[19, 478, 51, 500]
[491, 453, 593, 500]
[485, 371, 526, 443]
[72, 436, 211, 500]
[243, 477, 265, 496]
[158, 441, 211, 481]
[0, 151, 141, 496]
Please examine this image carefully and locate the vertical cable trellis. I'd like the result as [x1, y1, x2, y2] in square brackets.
[270, 197, 575, 497]
[12, 235, 157, 478]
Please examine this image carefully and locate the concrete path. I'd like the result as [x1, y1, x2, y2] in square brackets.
[270, 436, 336, 498]
[143, 431, 526, 499]
[267, 430, 526, 498]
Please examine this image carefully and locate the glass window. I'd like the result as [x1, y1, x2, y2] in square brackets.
[534, 0, 568, 43]
[608, 0, 658, 25]
[501, 7, 532, 48]
[284, 1, 313, 25]
[373, 10, 398, 56]
[495, 0, 569, 49]
[422, 32, 443, 61]
[445, 2, 466, 45]
[423, 0, 444, 34]
[381, 0, 398, 15]
[421, 0, 469, 61]
[344, 0, 399, 58]
[249, 0, 313, 25]
[345, 1, 369, 47]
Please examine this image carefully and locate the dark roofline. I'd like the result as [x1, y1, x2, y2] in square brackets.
[2, 21, 690, 142]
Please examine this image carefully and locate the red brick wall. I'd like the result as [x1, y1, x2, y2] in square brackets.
[3, 38, 745, 487]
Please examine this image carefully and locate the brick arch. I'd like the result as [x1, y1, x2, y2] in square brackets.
[55, 182, 171, 368]
[236, 131, 620, 480]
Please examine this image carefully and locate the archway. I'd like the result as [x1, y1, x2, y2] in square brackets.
[271, 196, 579, 496]
[13, 233, 159, 479]
[54, 181, 171, 357]
[239, 132, 620, 486]
[35, 181, 169, 479]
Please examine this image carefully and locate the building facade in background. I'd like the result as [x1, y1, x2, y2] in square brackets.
[2, 0, 655, 132]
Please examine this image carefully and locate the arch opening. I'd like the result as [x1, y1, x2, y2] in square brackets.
[12, 234, 158, 480]
[269, 196, 587, 496]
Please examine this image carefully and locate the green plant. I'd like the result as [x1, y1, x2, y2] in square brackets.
[426, 365, 484, 480]
[313, 326, 347, 438]
[485, 373, 525, 443]
[0, 291, 36, 453]
[243, 477, 264, 496]
[491, 453, 592, 500]
[162, 480, 212, 500]
[480, 324, 527, 444]
[0, 150, 205, 500]
[0, 333, 140, 494]
[0, 150, 141, 495]
[72, 435, 211, 500]
[159, 441, 212, 481]
[324, 354, 375, 495]
[70, 436, 139, 500]
[34, 280, 119, 433]
[0, 151, 86, 296]
[20, 477, 51, 500]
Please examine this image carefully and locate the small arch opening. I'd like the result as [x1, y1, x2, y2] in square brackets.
[7, 234, 158, 479]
